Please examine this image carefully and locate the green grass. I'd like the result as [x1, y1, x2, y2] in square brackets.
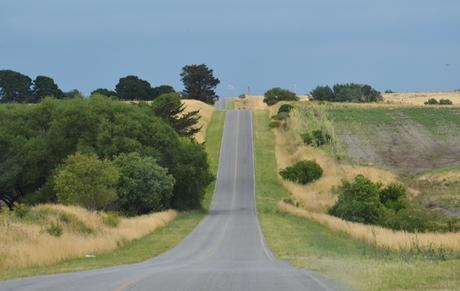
[0, 111, 226, 281]
[226, 98, 235, 110]
[253, 110, 460, 291]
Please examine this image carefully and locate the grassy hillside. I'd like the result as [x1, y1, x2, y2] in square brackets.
[329, 106, 460, 173]
[253, 110, 460, 290]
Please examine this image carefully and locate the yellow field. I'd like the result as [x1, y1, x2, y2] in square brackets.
[383, 91, 460, 105]
[233, 96, 267, 110]
[0, 204, 176, 270]
[182, 99, 215, 143]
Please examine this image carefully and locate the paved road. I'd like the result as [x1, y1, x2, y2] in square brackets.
[0, 110, 338, 291]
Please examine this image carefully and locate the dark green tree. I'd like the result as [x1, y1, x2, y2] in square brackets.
[310, 86, 335, 101]
[181, 64, 220, 104]
[113, 152, 175, 215]
[263, 87, 298, 105]
[115, 75, 153, 100]
[150, 93, 201, 138]
[91, 88, 117, 97]
[151, 85, 175, 98]
[32, 75, 64, 102]
[64, 89, 85, 99]
[0, 70, 32, 103]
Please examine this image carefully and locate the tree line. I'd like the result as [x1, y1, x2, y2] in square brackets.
[310, 83, 382, 102]
[0, 92, 214, 214]
[0, 64, 220, 105]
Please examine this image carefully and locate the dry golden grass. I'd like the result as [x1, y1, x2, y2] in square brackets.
[272, 109, 396, 212]
[383, 91, 460, 106]
[0, 204, 176, 270]
[279, 201, 460, 252]
[418, 170, 460, 183]
[181, 99, 215, 143]
[233, 96, 267, 110]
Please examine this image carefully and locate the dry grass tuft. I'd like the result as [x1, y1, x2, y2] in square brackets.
[0, 204, 176, 270]
[181, 99, 215, 143]
[279, 202, 460, 252]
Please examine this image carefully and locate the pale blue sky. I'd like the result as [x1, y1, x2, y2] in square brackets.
[1, 0, 459, 97]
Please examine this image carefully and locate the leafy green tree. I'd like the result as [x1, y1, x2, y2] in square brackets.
[279, 160, 323, 184]
[263, 87, 298, 105]
[64, 89, 85, 99]
[113, 153, 175, 215]
[310, 86, 334, 101]
[171, 140, 214, 209]
[91, 88, 117, 97]
[115, 75, 153, 100]
[329, 175, 384, 224]
[54, 153, 119, 210]
[150, 93, 201, 137]
[151, 85, 175, 98]
[181, 64, 220, 104]
[0, 70, 32, 103]
[31, 75, 64, 102]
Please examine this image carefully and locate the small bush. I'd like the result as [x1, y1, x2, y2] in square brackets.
[301, 130, 330, 146]
[14, 204, 30, 218]
[439, 98, 453, 105]
[425, 98, 439, 105]
[46, 223, 63, 237]
[269, 120, 281, 128]
[279, 160, 323, 185]
[301, 132, 313, 145]
[384, 90, 394, 93]
[272, 112, 290, 120]
[329, 175, 384, 224]
[278, 104, 294, 114]
[263, 87, 298, 105]
[102, 212, 121, 227]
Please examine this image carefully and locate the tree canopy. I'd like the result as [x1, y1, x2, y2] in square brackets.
[0, 70, 33, 103]
[0, 96, 212, 211]
[310, 83, 382, 102]
[181, 64, 220, 104]
[150, 93, 201, 138]
[263, 87, 298, 105]
[32, 75, 64, 102]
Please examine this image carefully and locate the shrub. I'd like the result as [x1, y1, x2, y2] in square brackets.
[263, 88, 298, 105]
[425, 98, 439, 105]
[272, 112, 290, 120]
[301, 130, 330, 146]
[102, 212, 121, 227]
[14, 204, 30, 218]
[278, 104, 294, 114]
[54, 153, 119, 211]
[382, 205, 439, 232]
[279, 160, 323, 184]
[301, 132, 313, 145]
[113, 152, 175, 215]
[329, 175, 384, 224]
[439, 98, 453, 105]
[379, 183, 407, 212]
[269, 120, 281, 128]
[46, 223, 63, 237]
[384, 90, 394, 93]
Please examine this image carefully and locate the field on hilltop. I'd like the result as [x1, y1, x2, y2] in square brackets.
[328, 105, 460, 173]
[383, 91, 460, 105]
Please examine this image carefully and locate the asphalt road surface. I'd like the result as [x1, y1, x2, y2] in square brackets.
[0, 110, 339, 291]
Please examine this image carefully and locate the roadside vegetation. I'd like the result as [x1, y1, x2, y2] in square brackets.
[253, 109, 460, 290]
[0, 106, 225, 280]
[263, 87, 298, 105]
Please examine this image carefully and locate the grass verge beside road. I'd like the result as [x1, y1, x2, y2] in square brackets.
[253, 110, 460, 291]
[0, 110, 226, 281]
